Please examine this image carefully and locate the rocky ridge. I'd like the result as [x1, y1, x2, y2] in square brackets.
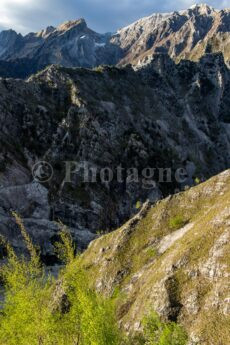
[0, 4, 229, 78]
[0, 18, 120, 78]
[81, 169, 230, 344]
[114, 4, 230, 67]
[0, 52, 229, 262]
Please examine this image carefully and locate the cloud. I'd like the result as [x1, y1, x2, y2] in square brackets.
[0, 0, 229, 35]
[0, 0, 53, 33]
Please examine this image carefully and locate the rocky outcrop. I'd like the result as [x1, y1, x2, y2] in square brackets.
[81, 169, 230, 344]
[0, 4, 229, 78]
[0, 53, 229, 262]
[0, 29, 22, 57]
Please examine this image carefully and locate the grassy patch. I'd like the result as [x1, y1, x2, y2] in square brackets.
[169, 215, 187, 230]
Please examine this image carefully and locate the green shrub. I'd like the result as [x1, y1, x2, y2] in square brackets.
[194, 177, 201, 185]
[0, 214, 188, 345]
[169, 216, 186, 230]
[146, 248, 157, 260]
[136, 201, 142, 209]
[142, 312, 188, 345]
[94, 66, 104, 73]
[0, 213, 122, 345]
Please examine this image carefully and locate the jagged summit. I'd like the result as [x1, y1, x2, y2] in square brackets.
[189, 3, 215, 10]
[117, 12, 171, 33]
[57, 18, 87, 31]
[114, 3, 230, 67]
[36, 26, 55, 38]
[186, 3, 216, 15]
[0, 3, 229, 77]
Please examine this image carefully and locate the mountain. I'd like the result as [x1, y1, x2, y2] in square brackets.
[80, 169, 230, 344]
[0, 18, 121, 77]
[0, 4, 229, 78]
[0, 29, 22, 57]
[113, 4, 230, 66]
[0, 52, 229, 263]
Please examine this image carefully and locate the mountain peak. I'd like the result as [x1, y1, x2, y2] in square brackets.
[0, 29, 18, 38]
[57, 18, 87, 31]
[0, 29, 20, 57]
[188, 3, 215, 14]
[36, 26, 55, 38]
[0, 4, 230, 74]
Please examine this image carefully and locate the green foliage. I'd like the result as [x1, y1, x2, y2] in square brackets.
[136, 201, 142, 209]
[96, 229, 108, 236]
[142, 312, 188, 345]
[146, 248, 157, 260]
[0, 213, 51, 345]
[54, 222, 75, 264]
[169, 216, 186, 230]
[0, 214, 188, 345]
[94, 66, 104, 73]
[194, 177, 201, 185]
[0, 214, 122, 345]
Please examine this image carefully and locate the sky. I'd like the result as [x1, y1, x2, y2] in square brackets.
[0, 0, 229, 35]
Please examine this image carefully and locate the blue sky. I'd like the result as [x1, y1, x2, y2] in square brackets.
[0, 0, 229, 35]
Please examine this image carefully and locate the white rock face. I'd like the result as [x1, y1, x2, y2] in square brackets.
[158, 223, 194, 254]
[188, 3, 215, 14]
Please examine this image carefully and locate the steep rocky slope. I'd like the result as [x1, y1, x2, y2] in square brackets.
[0, 52, 229, 262]
[0, 18, 121, 77]
[114, 4, 230, 67]
[81, 169, 230, 344]
[0, 4, 229, 78]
